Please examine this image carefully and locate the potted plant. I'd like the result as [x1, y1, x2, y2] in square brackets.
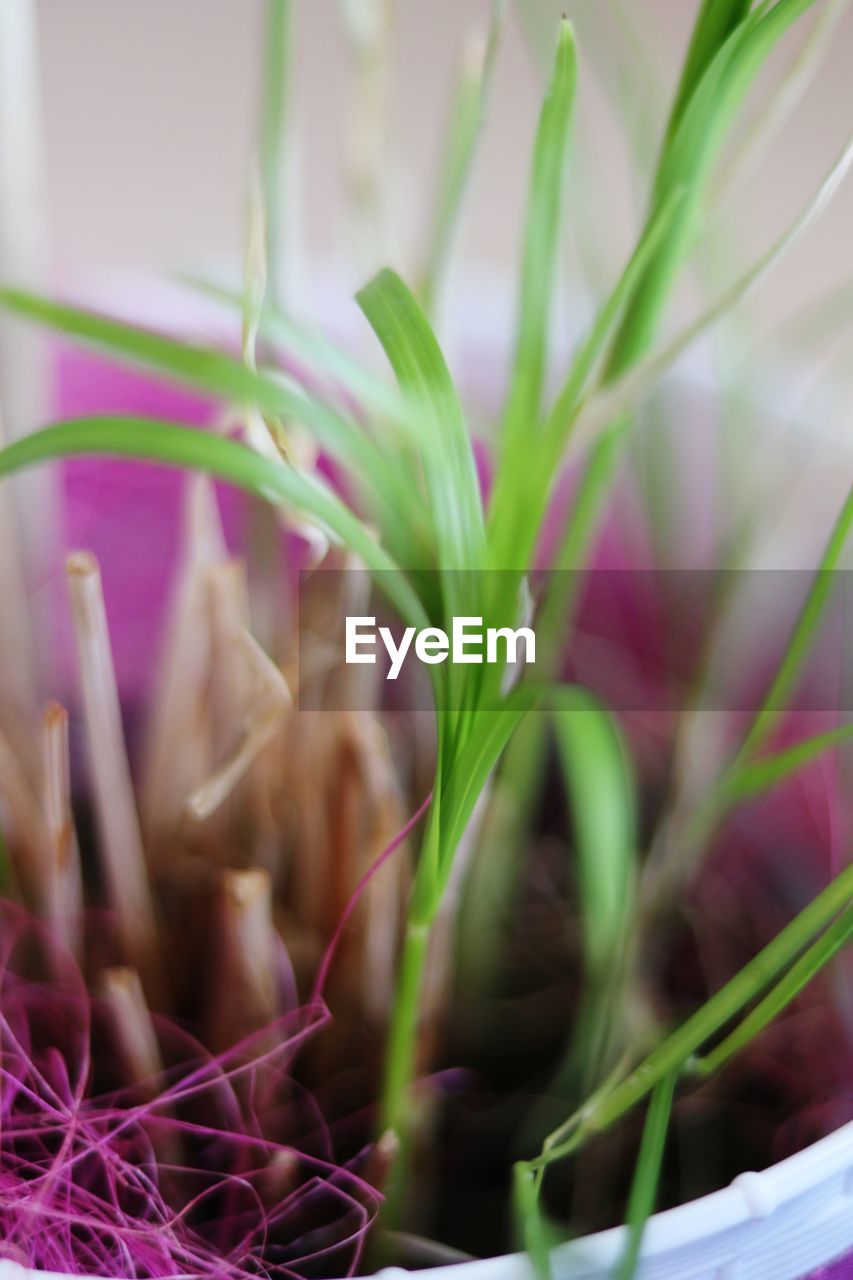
[0, 2, 851, 1278]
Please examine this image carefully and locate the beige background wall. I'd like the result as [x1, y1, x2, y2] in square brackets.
[31, 1, 853, 335]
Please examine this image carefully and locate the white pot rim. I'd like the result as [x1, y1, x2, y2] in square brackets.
[374, 1116, 853, 1280]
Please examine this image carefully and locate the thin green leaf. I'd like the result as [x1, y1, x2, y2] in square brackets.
[356, 268, 485, 613]
[735, 483, 853, 762]
[552, 688, 635, 978]
[439, 682, 538, 879]
[486, 185, 686, 574]
[483, 18, 576, 585]
[714, 0, 848, 209]
[499, 19, 576, 459]
[0, 416, 428, 631]
[693, 900, 853, 1078]
[523, 690, 637, 1109]
[543, 185, 687, 457]
[613, 1072, 676, 1280]
[663, 0, 751, 152]
[419, 0, 507, 316]
[0, 287, 296, 417]
[336, 0, 395, 263]
[0, 288, 388, 484]
[543, 0, 826, 625]
[564, 130, 853, 465]
[722, 724, 853, 805]
[659, 722, 853, 906]
[609, 0, 820, 372]
[258, 0, 292, 312]
[0, 285, 435, 567]
[533, 859, 853, 1167]
[188, 276, 419, 427]
[512, 1162, 554, 1280]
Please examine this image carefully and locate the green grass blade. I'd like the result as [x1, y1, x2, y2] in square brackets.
[542, 0, 825, 633]
[564, 130, 853, 465]
[722, 725, 853, 805]
[419, 0, 507, 316]
[0, 285, 434, 564]
[0, 416, 428, 630]
[552, 688, 635, 980]
[486, 186, 685, 575]
[499, 19, 576, 460]
[663, 0, 751, 153]
[736, 483, 853, 762]
[613, 1072, 677, 1280]
[665, 724, 853, 900]
[543, 186, 686, 456]
[534, 689, 636, 1104]
[714, 0, 848, 208]
[693, 901, 853, 1078]
[190, 276, 422, 426]
[258, 0, 292, 312]
[590, 861, 853, 1131]
[512, 1162, 555, 1280]
[439, 683, 538, 877]
[484, 19, 576, 575]
[0, 287, 388, 481]
[609, 0, 820, 374]
[533, 859, 853, 1167]
[357, 268, 485, 610]
[0, 287, 295, 413]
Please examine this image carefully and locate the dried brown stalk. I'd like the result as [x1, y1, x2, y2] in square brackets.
[339, 0, 395, 268]
[0, 413, 37, 780]
[207, 867, 279, 1049]
[350, 715, 409, 1021]
[141, 476, 227, 832]
[41, 700, 82, 958]
[184, 564, 291, 824]
[99, 965, 162, 1090]
[66, 551, 158, 988]
[208, 558, 252, 754]
[0, 719, 48, 906]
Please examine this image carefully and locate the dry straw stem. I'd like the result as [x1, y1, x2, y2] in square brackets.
[338, 0, 396, 268]
[287, 716, 335, 933]
[208, 866, 279, 1049]
[346, 714, 409, 1020]
[99, 965, 163, 1091]
[418, 0, 508, 315]
[0, 718, 48, 905]
[209, 558, 253, 763]
[286, 559, 385, 945]
[282, 702, 410, 1018]
[41, 701, 82, 959]
[98, 965, 181, 1166]
[184, 560, 291, 824]
[0, 412, 37, 778]
[142, 476, 227, 831]
[300, 715, 382, 938]
[66, 551, 158, 986]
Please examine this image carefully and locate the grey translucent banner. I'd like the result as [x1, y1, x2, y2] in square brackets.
[296, 568, 853, 715]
